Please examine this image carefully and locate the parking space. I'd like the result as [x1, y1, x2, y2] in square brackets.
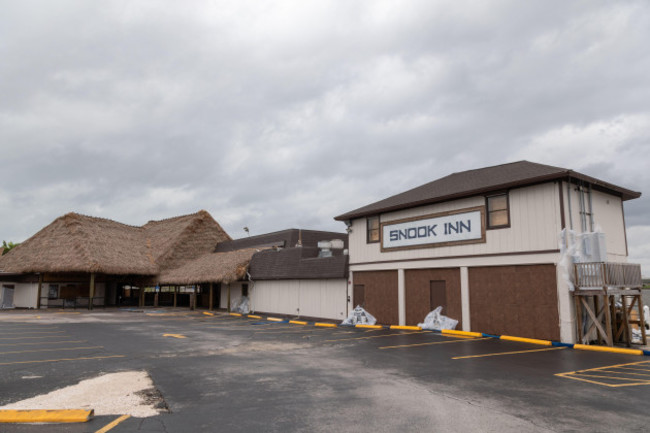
[0, 309, 649, 432]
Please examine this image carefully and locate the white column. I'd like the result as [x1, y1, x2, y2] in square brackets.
[398, 268, 405, 326]
[347, 271, 353, 316]
[460, 266, 470, 332]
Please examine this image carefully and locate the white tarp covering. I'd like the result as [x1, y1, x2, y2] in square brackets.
[341, 305, 377, 325]
[231, 296, 250, 314]
[418, 306, 458, 331]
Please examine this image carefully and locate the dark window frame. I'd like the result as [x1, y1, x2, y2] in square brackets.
[366, 216, 380, 244]
[486, 192, 510, 229]
[241, 283, 249, 297]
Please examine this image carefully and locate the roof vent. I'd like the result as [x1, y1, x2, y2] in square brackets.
[318, 241, 333, 258]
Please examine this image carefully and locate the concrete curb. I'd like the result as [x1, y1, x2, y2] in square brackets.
[0, 409, 94, 423]
[227, 312, 650, 357]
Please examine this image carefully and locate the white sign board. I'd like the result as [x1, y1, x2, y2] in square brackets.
[382, 209, 484, 250]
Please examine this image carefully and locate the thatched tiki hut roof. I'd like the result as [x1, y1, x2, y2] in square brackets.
[158, 248, 260, 285]
[0, 210, 231, 277]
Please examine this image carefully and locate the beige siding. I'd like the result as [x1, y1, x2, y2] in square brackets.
[12, 283, 38, 308]
[250, 280, 347, 320]
[560, 181, 628, 260]
[219, 283, 243, 309]
[349, 183, 561, 265]
[591, 190, 627, 258]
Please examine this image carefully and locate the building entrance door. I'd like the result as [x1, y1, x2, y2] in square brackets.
[353, 284, 365, 308]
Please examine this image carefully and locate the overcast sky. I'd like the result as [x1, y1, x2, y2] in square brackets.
[2, 1, 649, 272]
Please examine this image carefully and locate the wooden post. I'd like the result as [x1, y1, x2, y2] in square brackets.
[139, 286, 145, 308]
[227, 283, 231, 313]
[192, 285, 198, 310]
[173, 286, 177, 308]
[88, 273, 96, 311]
[36, 274, 43, 309]
[209, 282, 214, 311]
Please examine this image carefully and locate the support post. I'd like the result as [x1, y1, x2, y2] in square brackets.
[397, 268, 405, 326]
[460, 267, 470, 332]
[139, 285, 145, 308]
[227, 284, 231, 313]
[209, 282, 214, 311]
[36, 274, 43, 309]
[173, 286, 177, 308]
[88, 273, 96, 311]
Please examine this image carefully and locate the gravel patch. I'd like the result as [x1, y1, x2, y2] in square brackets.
[0, 371, 164, 417]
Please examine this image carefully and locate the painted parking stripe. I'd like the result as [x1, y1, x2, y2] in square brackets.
[0, 346, 104, 355]
[0, 340, 86, 347]
[0, 355, 125, 366]
[0, 327, 59, 331]
[379, 337, 491, 350]
[95, 414, 131, 433]
[452, 346, 566, 359]
[556, 360, 650, 387]
[0, 336, 68, 340]
[0, 331, 66, 336]
[324, 331, 425, 342]
[256, 327, 339, 334]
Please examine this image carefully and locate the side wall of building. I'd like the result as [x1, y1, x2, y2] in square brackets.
[348, 182, 562, 265]
[251, 280, 348, 321]
[561, 181, 628, 261]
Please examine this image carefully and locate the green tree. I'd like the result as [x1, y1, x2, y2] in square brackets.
[1, 240, 19, 255]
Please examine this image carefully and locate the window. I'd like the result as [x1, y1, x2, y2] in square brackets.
[487, 193, 510, 229]
[241, 283, 249, 297]
[367, 216, 380, 243]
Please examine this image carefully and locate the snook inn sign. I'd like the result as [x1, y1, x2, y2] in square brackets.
[381, 207, 486, 251]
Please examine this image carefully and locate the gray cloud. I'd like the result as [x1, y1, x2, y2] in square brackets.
[1, 0, 649, 271]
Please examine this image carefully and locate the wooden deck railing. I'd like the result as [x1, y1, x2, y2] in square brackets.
[574, 262, 642, 288]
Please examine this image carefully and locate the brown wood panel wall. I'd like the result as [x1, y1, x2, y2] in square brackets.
[353, 271, 398, 325]
[469, 264, 559, 341]
[405, 268, 462, 327]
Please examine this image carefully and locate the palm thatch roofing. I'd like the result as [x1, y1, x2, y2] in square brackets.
[0, 210, 231, 276]
[158, 248, 260, 285]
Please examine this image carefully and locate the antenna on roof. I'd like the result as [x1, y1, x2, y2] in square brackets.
[243, 227, 250, 237]
[296, 229, 303, 247]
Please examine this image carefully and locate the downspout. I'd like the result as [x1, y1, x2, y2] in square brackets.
[566, 179, 574, 230]
[587, 183, 594, 231]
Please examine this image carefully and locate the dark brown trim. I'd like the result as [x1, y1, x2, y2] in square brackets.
[558, 180, 566, 230]
[350, 249, 561, 266]
[621, 201, 629, 257]
[485, 192, 510, 230]
[379, 206, 486, 252]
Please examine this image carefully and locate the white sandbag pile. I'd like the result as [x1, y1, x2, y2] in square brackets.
[341, 305, 377, 325]
[418, 306, 458, 331]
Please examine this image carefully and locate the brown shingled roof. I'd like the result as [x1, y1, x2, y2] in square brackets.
[335, 160, 641, 221]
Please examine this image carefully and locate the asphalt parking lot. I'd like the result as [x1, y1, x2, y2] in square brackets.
[0, 309, 649, 432]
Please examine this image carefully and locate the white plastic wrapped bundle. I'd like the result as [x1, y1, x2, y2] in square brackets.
[341, 305, 377, 326]
[418, 306, 458, 331]
[231, 296, 250, 314]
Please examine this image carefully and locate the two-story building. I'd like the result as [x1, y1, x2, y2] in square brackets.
[335, 161, 641, 343]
